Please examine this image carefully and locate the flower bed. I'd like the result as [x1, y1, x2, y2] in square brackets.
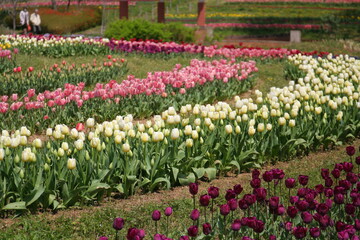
[0, 55, 128, 96]
[99, 147, 360, 239]
[0, 59, 257, 131]
[184, 23, 326, 30]
[0, 54, 358, 212]
[0, 48, 16, 74]
[0, 34, 323, 59]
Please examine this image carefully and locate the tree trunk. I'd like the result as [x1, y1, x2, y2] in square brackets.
[12, 2, 17, 33]
[67, 0, 71, 11]
[51, 0, 57, 10]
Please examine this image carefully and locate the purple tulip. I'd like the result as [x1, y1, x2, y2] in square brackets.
[262, 170, 273, 182]
[309, 227, 321, 238]
[269, 235, 276, 240]
[202, 223, 211, 235]
[243, 194, 256, 205]
[346, 172, 358, 184]
[272, 168, 285, 180]
[220, 204, 230, 216]
[190, 209, 200, 221]
[296, 200, 309, 212]
[321, 168, 330, 179]
[298, 175, 309, 186]
[292, 226, 307, 239]
[334, 194, 345, 204]
[324, 188, 334, 198]
[252, 169, 260, 179]
[343, 162, 353, 172]
[332, 168, 341, 179]
[285, 178, 296, 188]
[231, 219, 241, 231]
[228, 199, 238, 211]
[189, 183, 198, 196]
[355, 219, 360, 231]
[225, 189, 236, 201]
[113, 217, 125, 231]
[269, 196, 279, 210]
[179, 236, 190, 240]
[250, 178, 261, 189]
[345, 204, 356, 215]
[316, 203, 330, 216]
[253, 220, 265, 233]
[324, 177, 333, 187]
[99, 237, 109, 240]
[356, 156, 360, 165]
[253, 187, 267, 201]
[208, 186, 219, 199]
[284, 221, 293, 231]
[277, 205, 286, 215]
[238, 199, 249, 210]
[315, 184, 324, 194]
[199, 194, 211, 207]
[346, 146, 356, 156]
[164, 207, 173, 217]
[290, 196, 299, 204]
[301, 211, 313, 224]
[287, 206, 298, 218]
[187, 225, 198, 237]
[152, 210, 161, 221]
[233, 184, 243, 195]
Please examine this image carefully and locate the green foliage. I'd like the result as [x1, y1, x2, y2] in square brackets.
[105, 19, 195, 43]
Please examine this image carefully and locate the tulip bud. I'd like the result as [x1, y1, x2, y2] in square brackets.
[141, 133, 149, 143]
[122, 143, 130, 153]
[0, 148, 4, 161]
[20, 169, 25, 179]
[257, 123, 265, 133]
[44, 163, 50, 172]
[85, 151, 90, 160]
[58, 148, 65, 157]
[32, 138, 42, 148]
[67, 158, 76, 170]
[186, 139, 193, 148]
[61, 142, 69, 151]
[225, 125, 233, 134]
[289, 119, 296, 127]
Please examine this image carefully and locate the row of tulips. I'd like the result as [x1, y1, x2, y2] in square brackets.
[0, 48, 16, 74]
[0, 59, 257, 131]
[0, 35, 111, 58]
[184, 23, 327, 30]
[1, 34, 319, 59]
[99, 147, 360, 240]
[0, 55, 128, 96]
[0, 53, 359, 211]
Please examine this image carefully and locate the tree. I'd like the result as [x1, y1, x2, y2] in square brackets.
[0, 0, 23, 33]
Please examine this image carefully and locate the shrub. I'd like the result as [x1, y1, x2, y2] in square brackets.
[105, 19, 195, 43]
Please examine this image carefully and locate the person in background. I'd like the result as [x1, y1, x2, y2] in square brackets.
[30, 9, 41, 34]
[19, 7, 30, 35]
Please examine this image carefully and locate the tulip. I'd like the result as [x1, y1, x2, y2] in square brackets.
[220, 204, 230, 216]
[67, 158, 76, 170]
[0, 148, 4, 161]
[346, 146, 355, 156]
[113, 217, 124, 231]
[185, 139, 193, 148]
[164, 207, 172, 217]
[187, 225, 198, 237]
[202, 222, 211, 235]
[122, 143, 130, 153]
[225, 124, 233, 134]
[152, 210, 161, 221]
[190, 209, 200, 221]
[298, 175, 309, 186]
[199, 194, 211, 207]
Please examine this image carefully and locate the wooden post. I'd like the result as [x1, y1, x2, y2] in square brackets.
[197, 0, 206, 27]
[157, 0, 165, 23]
[120, 0, 128, 20]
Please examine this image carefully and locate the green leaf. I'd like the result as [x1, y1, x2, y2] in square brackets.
[192, 168, 205, 179]
[178, 173, 196, 186]
[3, 201, 26, 210]
[204, 168, 217, 180]
[171, 167, 179, 181]
[86, 182, 111, 194]
[25, 186, 45, 207]
[150, 177, 170, 191]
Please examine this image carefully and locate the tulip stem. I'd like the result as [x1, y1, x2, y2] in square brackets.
[155, 220, 158, 234]
[211, 199, 214, 227]
[166, 216, 169, 236]
[193, 195, 196, 210]
[204, 207, 207, 223]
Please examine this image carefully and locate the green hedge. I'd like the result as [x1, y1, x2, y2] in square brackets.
[105, 19, 195, 43]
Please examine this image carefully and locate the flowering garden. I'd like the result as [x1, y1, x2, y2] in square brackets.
[0, 32, 359, 240]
